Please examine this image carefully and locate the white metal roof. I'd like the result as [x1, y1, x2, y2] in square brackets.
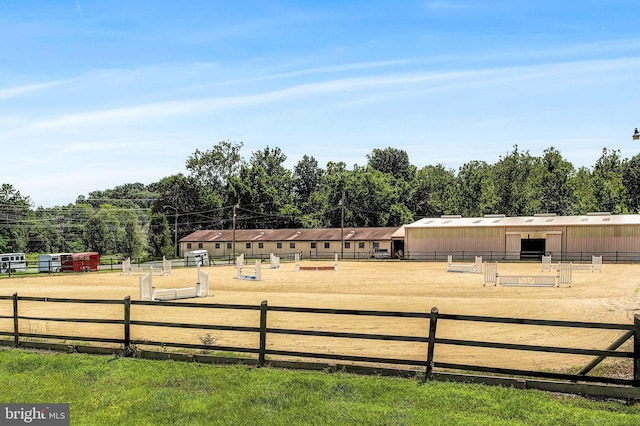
[405, 214, 640, 228]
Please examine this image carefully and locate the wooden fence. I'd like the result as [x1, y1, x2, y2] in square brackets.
[1, 293, 639, 399]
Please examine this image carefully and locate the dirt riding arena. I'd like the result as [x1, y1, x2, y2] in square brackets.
[2, 260, 640, 373]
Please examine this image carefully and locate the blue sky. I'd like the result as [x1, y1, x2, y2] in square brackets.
[2, 1, 640, 207]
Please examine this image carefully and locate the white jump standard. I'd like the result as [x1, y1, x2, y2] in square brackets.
[139, 266, 209, 301]
[269, 253, 280, 269]
[447, 255, 482, 273]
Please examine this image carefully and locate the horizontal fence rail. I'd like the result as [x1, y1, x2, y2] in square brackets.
[0, 293, 639, 396]
[406, 250, 640, 263]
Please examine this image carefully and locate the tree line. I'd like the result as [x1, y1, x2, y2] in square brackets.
[1, 142, 639, 260]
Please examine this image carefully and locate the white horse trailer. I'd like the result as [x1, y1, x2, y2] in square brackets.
[1, 252, 27, 274]
[184, 249, 210, 267]
[38, 253, 69, 273]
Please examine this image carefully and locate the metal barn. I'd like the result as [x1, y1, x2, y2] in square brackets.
[403, 213, 640, 262]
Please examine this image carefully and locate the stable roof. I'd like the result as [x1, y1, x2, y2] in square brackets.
[180, 227, 399, 243]
[405, 214, 640, 229]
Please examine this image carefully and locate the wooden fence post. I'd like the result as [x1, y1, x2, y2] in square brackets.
[123, 296, 132, 356]
[424, 307, 439, 382]
[634, 314, 640, 387]
[259, 300, 268, 367]
[12, 292, 19, 348]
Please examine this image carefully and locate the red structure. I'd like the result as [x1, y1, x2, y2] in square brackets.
[61, 252, 100, 272]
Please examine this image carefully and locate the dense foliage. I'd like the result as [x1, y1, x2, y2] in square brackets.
[2, 142, 640, 259]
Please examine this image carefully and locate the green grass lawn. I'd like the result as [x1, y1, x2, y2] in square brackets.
[0, 349, 638, 425]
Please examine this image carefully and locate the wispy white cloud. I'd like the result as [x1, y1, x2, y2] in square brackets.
[75, 0, 84, 17]
[26, 56, 640, 131]
[0, 81, 61, 100]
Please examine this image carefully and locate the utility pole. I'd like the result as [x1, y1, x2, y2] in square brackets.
[232, 204, 239, 258]
[339, 192, 345, 259]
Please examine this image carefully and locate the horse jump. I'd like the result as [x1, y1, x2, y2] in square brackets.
[295, 253, 338, 271]
[484, 262, 572, 287]
[122, 256, 172, 276]
[139, 265, 209, 301]
[542, 255, 601, 273]
[236, 254, 261, 280]
[447, 255, 482, 273]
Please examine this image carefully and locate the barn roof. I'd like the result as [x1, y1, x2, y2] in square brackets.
[180, 227, 399, 243]
[405, 214, 640, 229]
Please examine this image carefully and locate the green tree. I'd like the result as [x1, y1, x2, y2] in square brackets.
[148, 212, 174, 258]
[228, 146, 297, 228]
[293, 155, 327, 227]
[568, 167, 598, 214]
[121, 218, 145, 259]
[409, 164, 458, 217]
[0, 183, 32, 253]
[456, 161, 498, 217]
[622, 153, 640, 213]
[83, 215, 108, 254]
[186, 140, 244, 199]
[492, 146, 541, 216]
[340, 166, 404, 227]
[151, 173, 222, 236]
[539, 147, 575, 215]
[366, 147, 416, 181]
[592, 148, 628, 213]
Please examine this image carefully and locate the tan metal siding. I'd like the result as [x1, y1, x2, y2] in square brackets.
[546, 234, 562, 254]
[505, 234, 520, 260]
[406, 227, 503, 253]
[566, 225, 640, 253]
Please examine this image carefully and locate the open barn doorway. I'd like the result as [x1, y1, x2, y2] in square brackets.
[520, 238, 545, 261]
[392, 240, 405, 259]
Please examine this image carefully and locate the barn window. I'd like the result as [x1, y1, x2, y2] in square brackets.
[324, 242, 330, 249]
[198, 243, 203, 249]
[290, 242, 296, 249]
[227, 243, 232, 249]
[311, 242, 316, 249]
[359, 242, 364, 249]
[245, 243, 251, 249]
[215, 243, 220, 249]
[259, 242, 264, 249]
[187, 243, 192, 249]
[344, 242, 351, 249]
[277, 242, 283, 249]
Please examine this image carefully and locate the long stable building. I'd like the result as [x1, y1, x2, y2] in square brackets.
[179, 227, 401, 260]
[402, 213, 640, 262]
